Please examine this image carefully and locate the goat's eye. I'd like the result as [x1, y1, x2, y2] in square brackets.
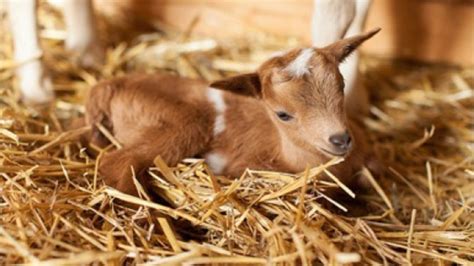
[276, 111, 293, 121]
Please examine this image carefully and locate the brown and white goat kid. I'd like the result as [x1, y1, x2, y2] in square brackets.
[86, 29, 380, 196]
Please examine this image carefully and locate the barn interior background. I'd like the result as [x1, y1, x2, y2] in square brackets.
[0, 0, 473, 264]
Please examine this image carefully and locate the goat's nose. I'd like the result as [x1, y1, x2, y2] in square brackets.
[329, 132, 352, 151]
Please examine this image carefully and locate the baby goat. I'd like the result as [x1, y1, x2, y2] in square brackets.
[86, 29, 380, 196]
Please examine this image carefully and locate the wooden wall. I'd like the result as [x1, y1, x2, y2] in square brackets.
[97, 0, 474, 66]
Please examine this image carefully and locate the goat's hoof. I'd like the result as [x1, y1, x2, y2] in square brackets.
[68, 42, 105, 69]
[17, 61, 54, 106]
[99, 152, 141, 196]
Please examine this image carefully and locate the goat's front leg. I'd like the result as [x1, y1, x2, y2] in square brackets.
[339, 0, 372, 116]
[311, 0, 355, 46]
[7, 0, 53, 105]
[63, 0, 104, 68]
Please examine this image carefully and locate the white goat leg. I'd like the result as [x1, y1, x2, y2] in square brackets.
[63, 0, 103, 67]
[339, 0, 372, 116]
[311, 0, 355, 46]
[7, 0, 53, 104]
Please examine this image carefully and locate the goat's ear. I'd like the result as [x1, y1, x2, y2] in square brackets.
[209, 73, 262, 98]
[324, 28, 380, 63]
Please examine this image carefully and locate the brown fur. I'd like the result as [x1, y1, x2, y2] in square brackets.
[86, 29, 380, 196]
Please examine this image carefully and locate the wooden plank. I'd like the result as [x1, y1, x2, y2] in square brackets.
[364, 0, 474, 65]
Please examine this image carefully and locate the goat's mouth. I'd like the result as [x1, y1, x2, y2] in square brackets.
[318, 147, 349, 157]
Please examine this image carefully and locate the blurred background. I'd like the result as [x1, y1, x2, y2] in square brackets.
[93, 0, 474, 66]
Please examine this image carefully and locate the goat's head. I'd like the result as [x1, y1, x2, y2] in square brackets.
[211, 28, 380, 157]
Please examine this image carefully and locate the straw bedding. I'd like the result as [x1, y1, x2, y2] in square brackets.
[0, 3, 473, 265]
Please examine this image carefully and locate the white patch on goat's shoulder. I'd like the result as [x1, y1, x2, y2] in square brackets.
[207, 87, 227, 136]
[205, 152, 227, 174]
[284, 48, 314, 77]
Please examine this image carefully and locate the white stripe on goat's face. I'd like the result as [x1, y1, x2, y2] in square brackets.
[205, 152, 227, 174]
[284, 48, 315, 77]
[207, 87, 227, 136]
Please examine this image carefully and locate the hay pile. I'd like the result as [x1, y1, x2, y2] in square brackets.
[0, 3, 473, 265]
